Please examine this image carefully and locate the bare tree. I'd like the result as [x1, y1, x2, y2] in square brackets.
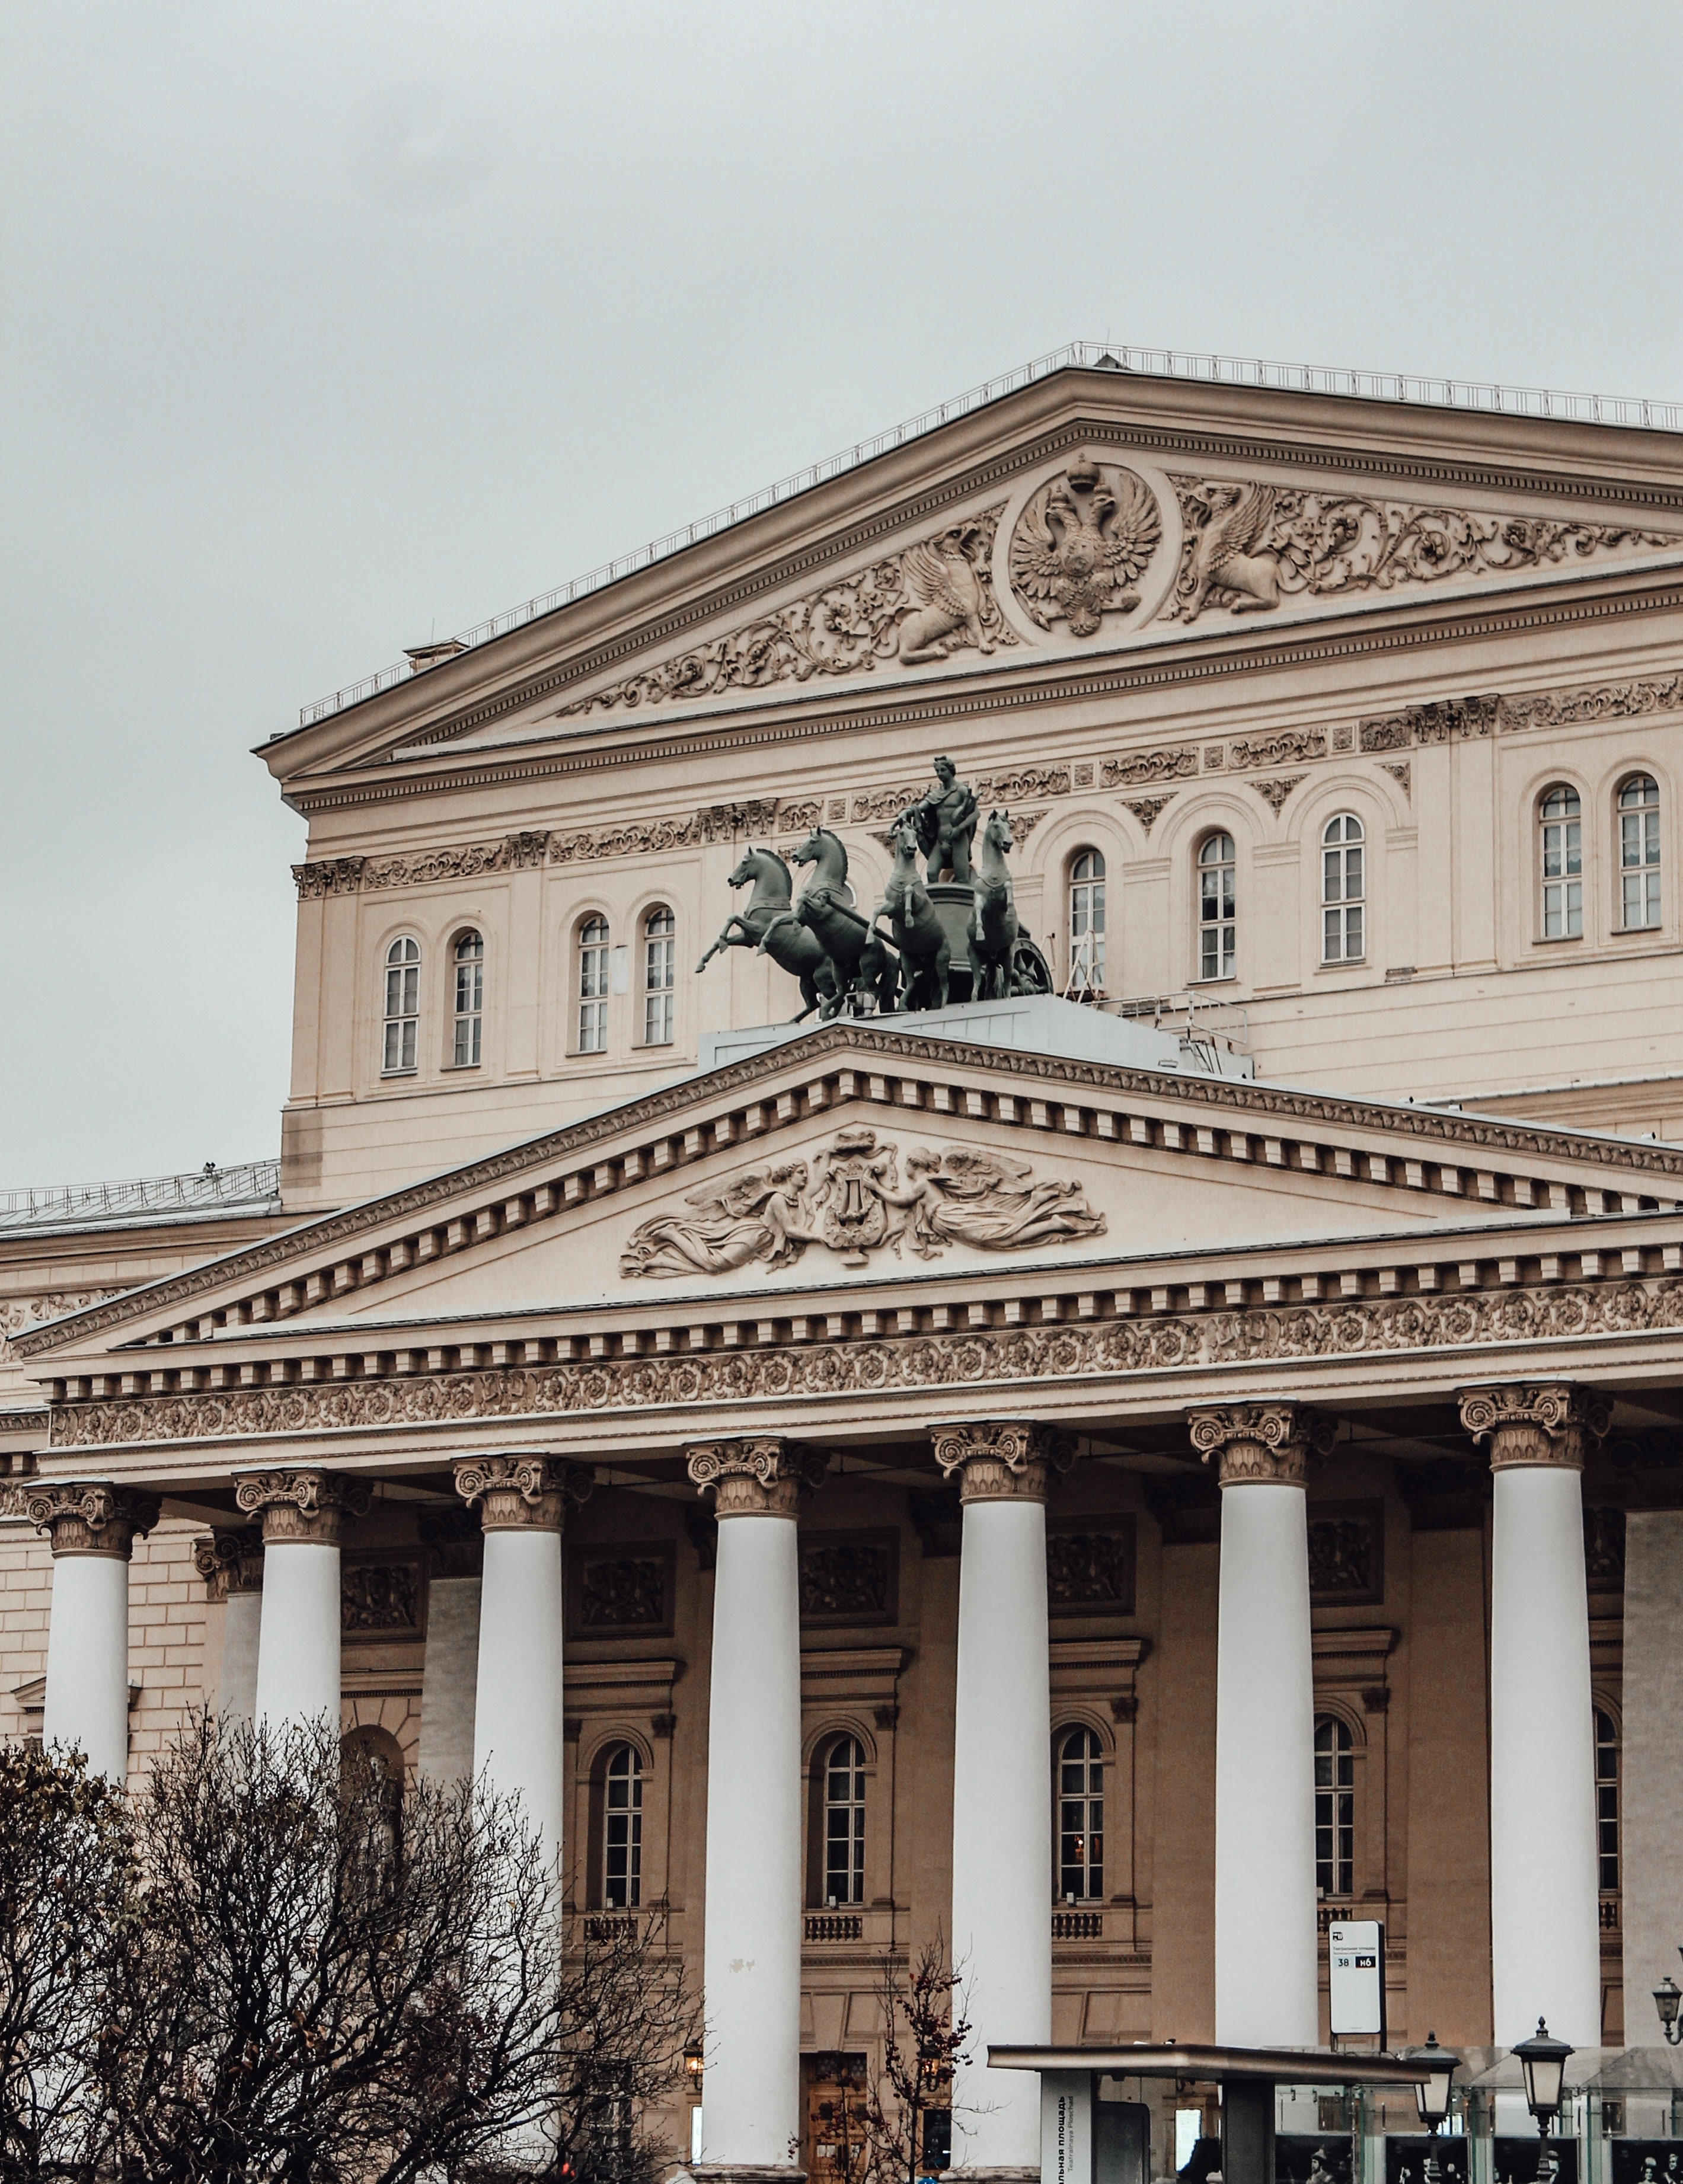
[852, 1934, 976, 2184]
[0, 1744, 132, 2182]
[97, 1712, 693, 2182]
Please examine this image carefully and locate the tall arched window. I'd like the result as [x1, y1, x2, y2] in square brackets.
[1620, 774, 1662, 930]
[1056, 1726, 1103, 1902]
[1068, 850, 1106, 995]
[577, 916, 610, 1053]
[452, 930, 483, 1067]
[1321, 815, 1365, 963]
[1314, 1716, 1355, 1897]
[823, 1735, 866, 1907]
[643, 905, 676, 1045]
[1541, 784, 1583, 938]
[1198, 834, 1236, 981]
[1595, 1707, 1620, 1896]
[382, 937, 420, 1074]
[603, 1743, 643, 1909]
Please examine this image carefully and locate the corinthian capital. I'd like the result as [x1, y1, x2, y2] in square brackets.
[233, 1467, 371, 1546]
[192, 1525, 265, 1599]
[932, 1420, 1073, 1506]
[1187, 1404, 1335, 1488]
[452, 1453, 592, 1532]
[26, 1481, 160, 1559]
[1459, 1384, 1612, 1473]
[686, 1438, 826, 1518]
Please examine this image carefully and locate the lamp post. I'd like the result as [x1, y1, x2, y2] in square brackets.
[684, 2039, 705, 2089]
[1403, 2035, 1457, 2135]
[1653, 1949, 1683, 2045]
[1512, 2019, 1573, 2140]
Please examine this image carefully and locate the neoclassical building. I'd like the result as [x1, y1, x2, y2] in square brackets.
[6, 347, 1683, 2182]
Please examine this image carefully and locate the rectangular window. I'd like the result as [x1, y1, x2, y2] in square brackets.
[1622, 806, 1662, 930]
[452, 955, 483, 1067]
[1542, 802, 1583, 938]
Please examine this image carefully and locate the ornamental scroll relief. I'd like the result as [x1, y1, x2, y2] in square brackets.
[1164, 474, 1679, 625]
[618, 1125, 1105, 1278]
[555, 507, 1017, 720]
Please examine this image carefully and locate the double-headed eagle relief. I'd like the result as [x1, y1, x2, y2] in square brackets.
[697, 755, 1054, 1023]
[1008, 454, 1163, 637]
[619, 1126, 1106, 1278]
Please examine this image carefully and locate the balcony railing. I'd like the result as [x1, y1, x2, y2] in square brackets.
[293, 339, 1682, 730]
[805, 1912, 863, 1942]
[1052, 1909, 1103, 1940]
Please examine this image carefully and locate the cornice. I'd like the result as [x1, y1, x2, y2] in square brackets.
[16, 1023, 1683, 1371]
[288, 572, 1683, 816]
[314, 410, 1683, 777]
[40, 1272, 1683, 1452]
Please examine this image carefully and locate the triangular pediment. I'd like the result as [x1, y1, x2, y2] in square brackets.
[21, 1016, 1683, 1382]
[266, 363, 1683, 792]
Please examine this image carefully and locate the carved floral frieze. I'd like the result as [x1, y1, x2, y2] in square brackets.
[43, 1276, 1683, 1449]
[555, 508, 1016, 721]
[2, 1291, 127, 1367]
[1101, 750, 1199, 788]
[619, 1126, 1104, 1278]
[1164, 475, 1679, 624]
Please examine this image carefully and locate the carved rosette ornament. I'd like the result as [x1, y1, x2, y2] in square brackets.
[686, 1437, 827, 1519]
[192, 1525, 264, 1600]
[1186, 1404, 1336, 1488]
[232, 1467, 372, 1546]
[452, 1454, 592, 1532]
[1458, 1384, 1612, 1472]
[932, 1420, 1073, 1505]
[26, 1482, 160, 1559]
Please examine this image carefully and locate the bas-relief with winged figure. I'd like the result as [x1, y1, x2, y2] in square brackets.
[619, 1126, 1106, 1278]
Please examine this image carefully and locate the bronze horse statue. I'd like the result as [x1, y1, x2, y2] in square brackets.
[756, 828, 897, 1017]
[697, 847, 838, 1020]
[967, 810, 1055, 1000]
[873, 817, 950, 1011]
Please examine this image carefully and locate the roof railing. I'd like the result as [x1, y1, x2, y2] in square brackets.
[295, 338, 1683, 731]
[0, 1160, 281, 1227]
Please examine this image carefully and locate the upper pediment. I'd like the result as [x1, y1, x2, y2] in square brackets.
[266, 362, 1683, 790]
[21, 1013, 1683, 1379]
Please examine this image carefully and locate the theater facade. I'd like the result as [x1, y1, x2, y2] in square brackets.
[7, 353, 1683, 2181]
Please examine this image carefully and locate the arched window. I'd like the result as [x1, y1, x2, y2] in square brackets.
[1595, 1707, 1619, 1896]
[822, 1735, 866, 1907]
[1541, 784, 1583, 938]
[1314, 1716, 1355, 1897]
[643, 905, 676, 1045]
[451, 930, 483, 1067]
[1321, 815, 1365, 963]
[577, 916, 610, 1053]
[603, 1743, 643, 1909]
[382, 937, 420, 1074]
[1068, 850, 1106, 995]
[1620, 775, 1662, 930]
[1197, 834, 1236, 981]
[1056, 1726, 1103, 1902]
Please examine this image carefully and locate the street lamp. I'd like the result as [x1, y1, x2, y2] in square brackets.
[684, 2039, 705, 2089]
[1512, 2019, 1573, 2140]
[1403, 2034, 1457, 2134]
[1652, 1949, 1683, 2045]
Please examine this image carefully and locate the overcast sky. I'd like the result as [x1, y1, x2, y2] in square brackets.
[4, 1, 1680, 1188]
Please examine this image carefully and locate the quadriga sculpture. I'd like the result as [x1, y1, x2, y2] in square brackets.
[756, 828, 897, 1018]
[871, 818, 950, 1012]
[967, 810, 1054, 1001]
[696, 847, 838, 1021]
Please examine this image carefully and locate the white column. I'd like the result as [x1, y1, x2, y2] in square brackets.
[194, 1525, 264, 1725]
[31, 1483, 158, 1782]
[235, 1468, 367, 1736]
[1463, 1386, 1604, 2047]
[1621, 1506, 1683, 2046]
[1190, 1405, 1320, 2049]
[688, 1437, 810, 2180]
[940, 1422, 1055, 2180]
[453, 1454, 577, 1857]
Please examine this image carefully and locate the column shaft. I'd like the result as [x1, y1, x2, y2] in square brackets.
[1464, 1387, 1604, 2048]
[235, 1469, 367, 1739]
[688, 1436, 811, 2180]
[30, 1483, 157, 1784]
[474, 1534, 563, 1838]
[43, 1556, 132, 1780]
